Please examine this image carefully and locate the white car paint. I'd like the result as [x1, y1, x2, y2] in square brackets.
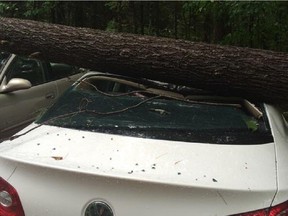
[0, 72, 287, 216]
[0, 115, 281, 215]
[265, 104, 288, 206]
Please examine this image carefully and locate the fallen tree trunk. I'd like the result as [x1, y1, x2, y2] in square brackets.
[0, 17, 288, 103]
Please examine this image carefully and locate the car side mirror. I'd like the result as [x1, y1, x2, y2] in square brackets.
[0, 78, 32, 93]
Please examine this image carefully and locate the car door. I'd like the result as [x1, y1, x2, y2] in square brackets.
[0, 55, 58, 139]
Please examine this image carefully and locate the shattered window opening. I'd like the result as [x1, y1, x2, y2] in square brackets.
[36, 74, 273, 145]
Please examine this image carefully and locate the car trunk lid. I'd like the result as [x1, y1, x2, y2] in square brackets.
[0, 124, 278, 215]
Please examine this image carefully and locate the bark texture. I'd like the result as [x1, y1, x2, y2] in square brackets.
[0, 17, 288, 103]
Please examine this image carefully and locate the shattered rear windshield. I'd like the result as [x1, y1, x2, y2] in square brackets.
[37, 74, 273, 144]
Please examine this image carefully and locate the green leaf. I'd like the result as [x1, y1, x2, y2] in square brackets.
[245, 119, 259, 132]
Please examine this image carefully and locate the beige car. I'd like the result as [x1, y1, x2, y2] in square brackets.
[0, 53, 86, 139]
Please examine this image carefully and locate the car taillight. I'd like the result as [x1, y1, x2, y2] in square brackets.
[269, 201, 288, 216]
[0, 177, 25, 216]
[230, 200, 288, 216]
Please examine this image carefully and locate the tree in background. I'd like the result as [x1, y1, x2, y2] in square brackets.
[0, 1, 288, 52]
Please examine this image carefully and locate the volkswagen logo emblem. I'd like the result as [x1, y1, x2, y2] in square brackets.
[84, 201, 114, 216]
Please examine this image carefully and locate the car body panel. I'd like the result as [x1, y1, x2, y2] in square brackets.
[0, 54, 85, 139]
[53, 74, 80, 95]
[1, 72, 287, 216]
[0, 157, 17, 180]
[5, 161, 275, 216]
[0, 121, 277, 215]
[0, 82, 58, 137]
[266, 104, 288, 206]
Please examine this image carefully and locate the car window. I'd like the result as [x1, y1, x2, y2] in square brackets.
[5, 56, 45, 86]
[283, 113, 288, 126]
[0, 52, 10, 66]
[38, 75, 273, 145]
[47, 63, 79, 81]
[0, 52, 10, 71]
[277, 104, 288, 124]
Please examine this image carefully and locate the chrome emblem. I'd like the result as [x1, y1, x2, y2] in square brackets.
[85, 201, 113, 216]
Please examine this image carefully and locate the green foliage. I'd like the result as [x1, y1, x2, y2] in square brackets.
[106, 19, 117, 32]
[0, 2, 19, 16]
[23, 1, 53, 20]
[244, 118, 259, 132]
[0, 1, 288, 52]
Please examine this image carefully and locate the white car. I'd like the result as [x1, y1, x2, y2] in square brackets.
[0, 72, 287, 216]
[0, 52, 86, 139]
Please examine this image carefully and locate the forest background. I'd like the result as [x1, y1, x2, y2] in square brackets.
[0, 1, 288, 53]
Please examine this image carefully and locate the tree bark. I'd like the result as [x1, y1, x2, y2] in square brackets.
[0, 17, 288, 103]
